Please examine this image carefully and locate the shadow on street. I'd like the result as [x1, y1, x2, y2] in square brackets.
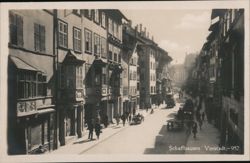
[144, 124, 190, 154]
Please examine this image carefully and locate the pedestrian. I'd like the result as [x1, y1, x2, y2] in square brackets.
[121, 114, 126, 126]
[115, 115, 120, 126]
[192, 121, 198, 138]
[103, 114, 108, 128]
[95, 118, 102, 139]
[202, 112, 205, 121]
[198, 119, 203, 130]
[128, 114, 132, 124]
[88, 118, 95, 140]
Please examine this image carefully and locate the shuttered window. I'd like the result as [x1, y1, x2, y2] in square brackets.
[9, 12, 23, 47]
[34, 23, 46, 52]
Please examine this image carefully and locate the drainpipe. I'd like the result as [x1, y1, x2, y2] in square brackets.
[53, 9, 59, 150]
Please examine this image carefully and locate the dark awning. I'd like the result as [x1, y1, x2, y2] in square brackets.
[208, 21, 219, 31]
[93, 58, 107, 67]
[63, 50, 85, 64]
[211, 9, 226, 19]
[10, 56, 45, 73]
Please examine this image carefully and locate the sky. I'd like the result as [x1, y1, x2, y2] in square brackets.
[121, 9, 212, 65]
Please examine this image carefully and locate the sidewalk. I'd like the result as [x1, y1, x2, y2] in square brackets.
[49, 104, 166, 155]
[184, 120, 221, 154]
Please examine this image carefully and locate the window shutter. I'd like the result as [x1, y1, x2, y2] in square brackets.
[34, 23, 39, 51]
[40, 25, 46, 52]
[17, 15, 23, 47]
[9, 12, 16, 44]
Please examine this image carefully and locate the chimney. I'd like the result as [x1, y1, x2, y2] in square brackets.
[139, 24, 142, 34]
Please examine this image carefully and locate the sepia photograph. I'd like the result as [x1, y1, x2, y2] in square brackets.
[0, 0, 249, 162]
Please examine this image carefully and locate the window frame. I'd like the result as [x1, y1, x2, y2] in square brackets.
[84, 28, 92, 54]
[58, 20, 68, 49]
[9, 11, 23, 47]
[34, 23, 46, 52]
[94, 33, 100, 56]
[73, 27, 82, 53]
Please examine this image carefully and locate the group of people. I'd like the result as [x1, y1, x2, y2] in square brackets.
[87, 117, 102, 140]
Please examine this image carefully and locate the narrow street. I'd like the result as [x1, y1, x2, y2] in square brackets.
[81, 103, 189, 154]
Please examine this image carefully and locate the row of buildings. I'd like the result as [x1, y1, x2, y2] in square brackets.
[7, 9, 172, 154]
[187, 9, 244, 154]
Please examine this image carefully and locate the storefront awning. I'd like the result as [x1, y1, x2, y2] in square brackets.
[10, 56, 40, 72]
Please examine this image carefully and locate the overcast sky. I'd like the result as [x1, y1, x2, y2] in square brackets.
[121, 9, 212, 65]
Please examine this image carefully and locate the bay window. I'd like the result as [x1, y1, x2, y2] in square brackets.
[94, 33, 100, 56]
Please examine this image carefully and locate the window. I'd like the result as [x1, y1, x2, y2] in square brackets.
[94, 33, 100, 56]
[114, 21, 117, 38]
[58, 20, 68, 48]
[84, 9, 92, 19]
[108, 18, 113, 34]
[94, 10, 99, 24]
[76, 66, 83, 88]
[9, 12, 23, 46]
[85, 28, 92, 53]
[118, 25, 122, 41]
[101, 12, 106, 28]
[123, 68, 127, 78]
[114, 46, 117, 62]
[73, 27, 81, 52]
[108, 44, 113, 60]
[102, 67, 107, 85]
[17, 71, 46, 99]
[151, 86, 153, 93]
[60, 64, 66, 88]
[118, 53, 121, 63]
[100, 37, 107, 58]
[129, 70, 132, 80]
[37, 73, 47, 96]
[34, 23, 46, 52]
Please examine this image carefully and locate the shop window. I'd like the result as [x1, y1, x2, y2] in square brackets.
[58, 20, 68, 48]
[9, 11, 23, 47]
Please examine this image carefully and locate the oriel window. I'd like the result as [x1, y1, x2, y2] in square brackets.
[58, 20, 68, 48]
[9, 11, 23, 47]
[100, 37, 107, 58]
[34, 23, 46, 52]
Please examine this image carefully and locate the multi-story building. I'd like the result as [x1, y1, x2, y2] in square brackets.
[122, 21, 141, 115]
[55, 9, 86, 146]
[155, 47, 172, 105]
[80, 9, 109, 127]
[138, 43, 157, 109]
[191, 9, 244, 154]
[105, 10, 127, 120]
[8, 10, 56, 154]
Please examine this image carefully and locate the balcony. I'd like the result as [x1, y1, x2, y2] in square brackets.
[17, 96, 54, 117]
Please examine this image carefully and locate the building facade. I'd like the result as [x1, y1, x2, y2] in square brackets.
[8, 10, 56, 154]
